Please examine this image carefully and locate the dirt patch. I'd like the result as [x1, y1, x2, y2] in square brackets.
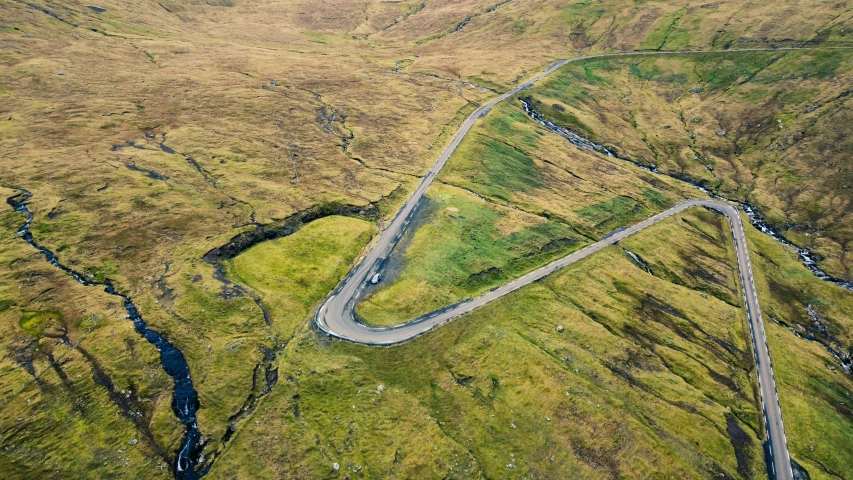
[621, 323, 660, 350]
[641, 293, 688, 320]
[708, 367, 741, 394]
[538, 237, 580, 254]
[606, 362, 640, 387]
[683, 261, 728, 287]
[637, 294, 712, 343]
[464, 266, 504, 290]
[725, 413, 754, 478]
[710, 336, 749, 365]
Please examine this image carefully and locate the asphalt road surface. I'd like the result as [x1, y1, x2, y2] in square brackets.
[315, 50, 800, 479]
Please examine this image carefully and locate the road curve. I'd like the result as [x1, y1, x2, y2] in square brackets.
[315, 49, 800, 479]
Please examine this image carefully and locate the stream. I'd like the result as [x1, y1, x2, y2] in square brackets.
[7, 189, 205, 479]
[519, 97, 853, 292]
[621, 246, 652, 274]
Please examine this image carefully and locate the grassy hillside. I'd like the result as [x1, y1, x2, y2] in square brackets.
[352, 47, 853, 477]
[0, 187, 176, 478]
[220, 204, 853, 479]
[2, 0, 853, 476]
[377, 0, 853, 88]
[524, 50, 853, 280]
[220, 208, 769, 478]
[744, 215, 853, 479]
[356, 97, 696, 325]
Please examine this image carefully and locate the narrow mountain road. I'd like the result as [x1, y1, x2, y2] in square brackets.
[316, 48, 809, 480]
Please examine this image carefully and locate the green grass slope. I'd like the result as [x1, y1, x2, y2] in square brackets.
[218, 208, 767, 478]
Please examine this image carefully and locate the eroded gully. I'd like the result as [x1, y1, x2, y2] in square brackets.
[519, 96, 853, 373]
[7, 190, 204, 480]
[518, 96, 853, 292]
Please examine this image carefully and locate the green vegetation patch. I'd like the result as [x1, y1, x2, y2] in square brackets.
[536, 64, 598, 106]
[85, 257, 120, 283]
[487, 108, 540, 147]
[469, 138, 543, 202]
[356, 185, 585, 326]
[754, 50, 847, 82]
[75, 313, 107, 332]
[228, 215, 374, 317]
[528, 96, 594, 137]
[626, 52, 784, 89]
[508, 20, 526, 35]
[643, 188, 674, 208]
[177, 215, 377, 443]
[694, 52, 783, 91]
[0, 298, 14, 312]
[628, 58, 662, 82]
[576, 195, 649, 233]
[639, 8, 687, 50]
[19, 310, 61, 338]
[300, 30, 331, 44]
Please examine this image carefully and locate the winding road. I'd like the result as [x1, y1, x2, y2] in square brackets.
[315, 49, 801, 479]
